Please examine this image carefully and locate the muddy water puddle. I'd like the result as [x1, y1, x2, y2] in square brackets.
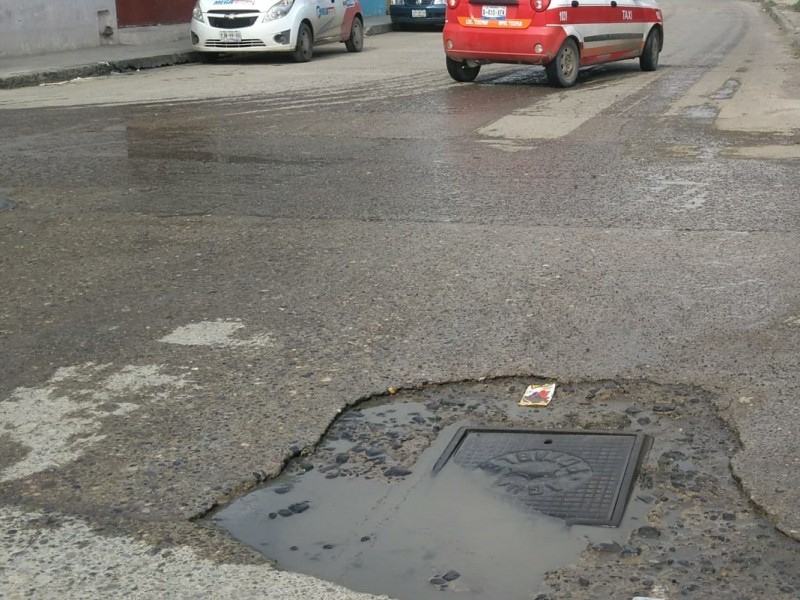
[212, 379, 800, 599]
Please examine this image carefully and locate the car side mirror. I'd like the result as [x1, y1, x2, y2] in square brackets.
[571, 0, 579, 5]
[611, 0, 617, 5]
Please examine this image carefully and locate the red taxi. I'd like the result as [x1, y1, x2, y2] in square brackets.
[442, 0, 663, 86]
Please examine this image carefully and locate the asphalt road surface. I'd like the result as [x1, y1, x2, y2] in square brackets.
[1, 0, 799, 597]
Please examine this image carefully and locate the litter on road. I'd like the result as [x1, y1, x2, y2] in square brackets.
[519, 383, 556, 407]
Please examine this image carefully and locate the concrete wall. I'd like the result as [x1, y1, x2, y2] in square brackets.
[0, 0, 117, 58]
[361, 0, 388, 17]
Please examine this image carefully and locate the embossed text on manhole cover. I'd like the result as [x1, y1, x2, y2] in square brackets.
[433, 428, 651, 526]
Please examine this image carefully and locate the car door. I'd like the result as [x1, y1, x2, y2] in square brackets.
[609, 0, 647, 56]
[568, 0, 620, 62]
[314, 0, 344, 41]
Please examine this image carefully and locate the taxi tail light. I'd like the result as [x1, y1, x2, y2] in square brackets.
[531, 0, 551, 11]
[447, 0, 460, 8]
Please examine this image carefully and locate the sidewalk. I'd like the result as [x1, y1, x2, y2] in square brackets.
[0, 16, 394, 90]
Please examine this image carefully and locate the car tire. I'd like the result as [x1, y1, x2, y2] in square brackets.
[545, 37, 580, 87]
[292, 22, 314, 63]
[345, 16, 364, 52]
[446, 57, 480, 83]
[640, 28, 661, 71]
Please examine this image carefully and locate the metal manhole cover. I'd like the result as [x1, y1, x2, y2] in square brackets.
[433, 427, 651, 526]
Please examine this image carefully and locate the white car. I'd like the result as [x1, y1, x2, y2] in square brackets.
[191, 0, 364, 62]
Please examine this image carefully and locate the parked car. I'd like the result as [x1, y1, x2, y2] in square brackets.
[389, 0, 446, 27]
[443, 0, 663, 86]
[191, 0, 364, 62]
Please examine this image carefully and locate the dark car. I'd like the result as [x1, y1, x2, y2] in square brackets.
[389, 0, 445, 27]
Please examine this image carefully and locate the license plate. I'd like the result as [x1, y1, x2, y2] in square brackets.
[219, 30, 242, 42]
[481, 5, 506, 19]
[411, 9, 427, 17]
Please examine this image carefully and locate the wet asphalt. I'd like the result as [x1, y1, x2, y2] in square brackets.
[1, 0, 799, 597]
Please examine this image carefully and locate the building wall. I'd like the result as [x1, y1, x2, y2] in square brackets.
[0, 0, 118, 58]
[361, 0, 388, 17]
[116, 0, 194, 27]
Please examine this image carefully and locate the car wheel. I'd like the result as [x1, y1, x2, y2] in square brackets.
[446, 57, 480, 83]
[345, 16, 364, 52]
[292, 23, 313, 63]
[640, 28, 661, 71]
[545, 38, 579, 87]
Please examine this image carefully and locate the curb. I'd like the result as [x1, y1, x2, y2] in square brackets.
[0, 51, 198, 90]
[762, 1, 800, 51]
[0, 21, 395, 91]
[364, 21, 395, 36]
[766, 4, 797, 32]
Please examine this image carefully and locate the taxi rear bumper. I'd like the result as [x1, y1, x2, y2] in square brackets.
[443, 22, 567, 64]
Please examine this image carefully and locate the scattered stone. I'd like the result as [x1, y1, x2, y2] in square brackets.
[290, 546, 299, 551]
[384, 466, 412, 477]
[429, 577, 447, 586]
[325, 469, 341, 479]
[635, 526, 662, 539]
[268, 512, 277, 519]
[625, 405, 642, 415]
[299, 461, 314, 471]
[335, 453, 350, 464]
[620, 545, 641, 557]
[722, 512, 736, 521]
[442, 570, 460, 581]
[590, 541, 622, 553]
[360, 536, 371, 542]
[578, 576, 591, 587]
[653, 404, 676, 413]
[0, 196, 17, 213]
[289, 502, 309, 514]
[323, 543, 335, 549]
[277, 509, 293, 517]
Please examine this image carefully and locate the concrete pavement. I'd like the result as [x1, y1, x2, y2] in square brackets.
[0, 16, 395, 90]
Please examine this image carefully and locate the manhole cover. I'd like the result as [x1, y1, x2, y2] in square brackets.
[433, 427, 651, 526]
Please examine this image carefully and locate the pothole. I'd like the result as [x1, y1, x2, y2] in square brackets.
[211, 378, 800, 600]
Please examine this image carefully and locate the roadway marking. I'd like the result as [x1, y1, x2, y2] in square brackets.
[0, 506, 380, 598]
[159, 319, 274, 348]
[0, 363, 190, 482]
[721, 145, 800, 160]
[478, 73, 659, 147]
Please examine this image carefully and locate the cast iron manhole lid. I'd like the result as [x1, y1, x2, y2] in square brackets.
[433, 427, 651, 526]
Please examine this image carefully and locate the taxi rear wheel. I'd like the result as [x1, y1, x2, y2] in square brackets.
[345, 16, 364, 52]
[640, 28, 661, 71]
[292, 23, 314, 63]
[545, 38, 579, 88]
[446, 57, 481, 83]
